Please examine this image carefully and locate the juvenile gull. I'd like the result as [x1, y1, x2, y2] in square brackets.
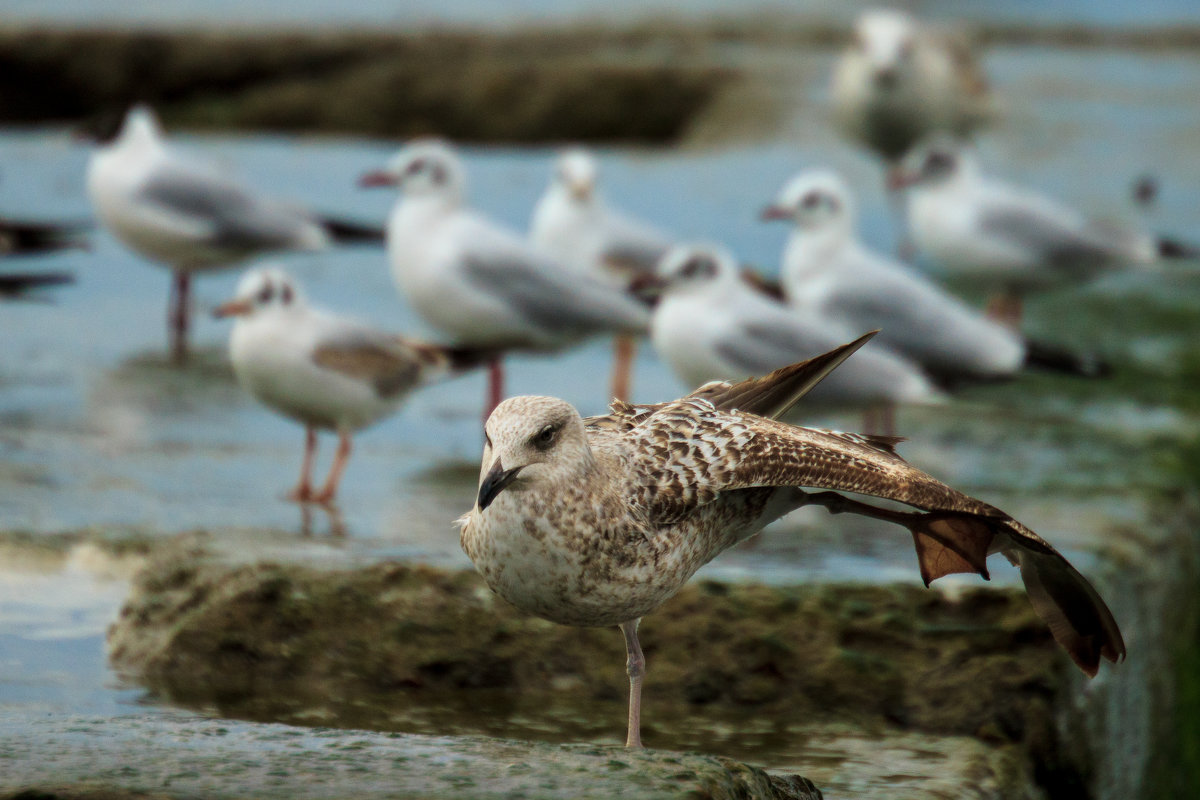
[86, 105, 381, 362]
[763, 168, 1108, 381]
[530, 148, 675, 401]
[460, 334, 1125, 747]
[214, 266, 485, 505]
[830, 8, 992, 165]
[650, 243, 941, 434]
[360, 140, 650, 418]
[895, 136, 1195, 326]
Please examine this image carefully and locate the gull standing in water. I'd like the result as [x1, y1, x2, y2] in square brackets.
[86, 105, 382, 362]
[460, 334, 1125, 748]
[650, 243, 941, 433]
[360, 140, 650, 420]
[894, 136, 1196, 326]
[214, 266, 485, 505]
[763, 168, 1108, 380]
[530, 148, 675, 401]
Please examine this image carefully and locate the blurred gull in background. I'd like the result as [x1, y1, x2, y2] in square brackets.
[650, 243, 942, 434]
[213, 266, 485, 505]
[830, 8, 993, 166]
[85, 105, 382, 362]
[894, 136, 1197, 326]
[360, 139, 651, 419]
[763, 168, 1109, 381]
[530, 147, 676, 401]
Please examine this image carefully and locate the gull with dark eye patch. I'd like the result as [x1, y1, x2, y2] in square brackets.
[360, 139, 651, 421]
[763, 168, 1110, 383]
[84, 105, 384, 363]
[893, 135, 1198, 327]
[650, 242, 942, 435]
[460, 333, 1125, 749]
[213, 265, 492, 505]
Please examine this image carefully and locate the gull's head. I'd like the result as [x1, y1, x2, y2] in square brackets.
[358, 139, 465, 202]
[553, 148, 599, 203]
[476, 396, 590, 511]
[655, 243, 737, 295]
[762, 169, 854, 233]
[852, 8, 917, 87]
[78, 104, 164, 147]
[213, 265, 304, 321]
[891, 134, 977, 191]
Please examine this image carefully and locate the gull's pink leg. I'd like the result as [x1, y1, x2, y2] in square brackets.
[610, 334, 636, 403]
[881, 404, 897, 438]
[287, 427, 318, 503]
[313, 431, 352, 506]
[484, 357, 505, 422]
[168, 272, 191, 363]
[620, 619, 646, 748]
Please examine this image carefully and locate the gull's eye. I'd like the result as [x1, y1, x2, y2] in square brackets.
[926, 150, 954, 173]
[532, 423, 559, 450]
[406, 158, 426, 175]
[801, 191, 822, 210]
[430, 163, 447, 185]
[257, 282, 274, 304]
[680, 256, 715, 280]
[280, 283, 294, 304]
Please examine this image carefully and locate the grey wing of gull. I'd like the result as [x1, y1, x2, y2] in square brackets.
[824, 267, 1005, 368]
[461, 250, 650, 339]
[979, 203, 1130, 267]
[599, 213, 673, 276]
[137, 163, 318, 250]
[312, 328, 447, 398]
[713, 316, 835, 378]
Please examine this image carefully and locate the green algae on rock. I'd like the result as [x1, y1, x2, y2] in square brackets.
[0, 715, 822, 800]
[106, 536, 1079, 794]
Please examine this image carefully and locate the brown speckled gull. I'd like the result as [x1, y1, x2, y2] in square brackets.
[459, 332, 1125, 748]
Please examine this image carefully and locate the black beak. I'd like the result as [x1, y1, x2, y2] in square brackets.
[477, 460, 524, 510]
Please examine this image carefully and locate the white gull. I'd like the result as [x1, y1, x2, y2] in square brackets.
[360, 139, 650, 418]
[214, 266, 481, 505]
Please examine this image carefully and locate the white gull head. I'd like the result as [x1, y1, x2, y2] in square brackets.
[765, 169, 856, 236]
[854, 8, 918, 81]
[364, 139, 467, 205]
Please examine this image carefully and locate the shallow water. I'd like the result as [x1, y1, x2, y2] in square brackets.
[1, 43, 1199, 794]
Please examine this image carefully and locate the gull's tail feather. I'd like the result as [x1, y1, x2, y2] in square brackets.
[695, 331, 878, 420]
[316, 215, 386, 246]
[1, 217, 91, 255]
[1003, 533, 1126, 676]
[1157, 234, 1200, 260]
[0, 271, 75, 298]
[1023, 338, 1112, 379]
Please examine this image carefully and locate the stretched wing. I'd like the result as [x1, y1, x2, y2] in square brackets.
[630, 381, 1125, 675]
[137, 161, 324, 251]
[312, 331, 451, 398]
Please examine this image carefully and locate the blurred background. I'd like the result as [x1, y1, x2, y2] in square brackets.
[1, 2, 1198, 798]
